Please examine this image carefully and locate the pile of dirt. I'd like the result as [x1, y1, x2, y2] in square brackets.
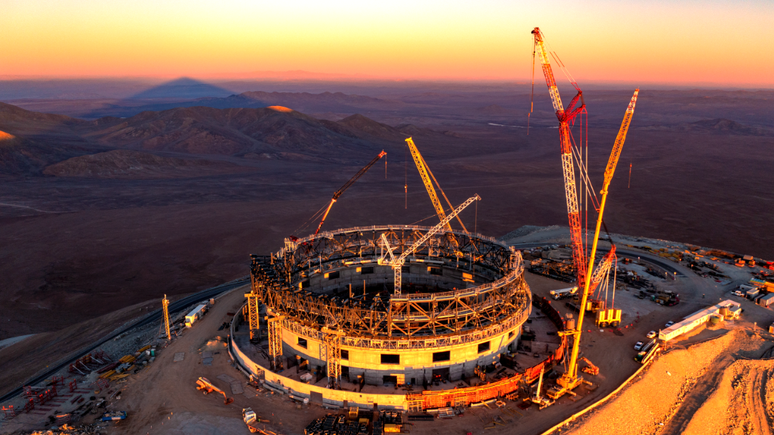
[42, 149, 249, 179]
[564, 330, 771, 435]
[682, 357, 774, 435]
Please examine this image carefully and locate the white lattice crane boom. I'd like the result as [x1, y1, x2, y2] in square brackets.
[379, 194, 480, 294]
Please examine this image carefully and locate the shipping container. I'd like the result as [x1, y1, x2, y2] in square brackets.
[757, 293, 774, 307]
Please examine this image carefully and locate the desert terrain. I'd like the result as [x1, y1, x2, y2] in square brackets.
[0, 79, 772, 433]
[1, 82, 772, 340]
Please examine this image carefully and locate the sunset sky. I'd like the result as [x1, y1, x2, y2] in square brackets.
[3, 0, 773, 86]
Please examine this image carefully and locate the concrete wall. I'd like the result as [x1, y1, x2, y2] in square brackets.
[281, 325, 521, 385]
[229, 317, 408, 410]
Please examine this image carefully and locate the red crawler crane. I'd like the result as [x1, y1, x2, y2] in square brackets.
[531, 27, 588, 289]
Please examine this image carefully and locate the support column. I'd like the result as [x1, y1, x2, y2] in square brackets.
[322, 327, 343, 389]
[267, 314, 284, 371]
[245, 291, 260, 341]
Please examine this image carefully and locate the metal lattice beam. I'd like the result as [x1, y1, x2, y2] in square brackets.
[322, 327, 342, 389]
[267, 314, 283, 370]
[162, 294, 171, 341]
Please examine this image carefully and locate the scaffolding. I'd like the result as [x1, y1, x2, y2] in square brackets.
[162, 294, 171, 340]
[248, 227, 529, 340]
[267, 314, 283, 371]
[322, 327, 343, 389]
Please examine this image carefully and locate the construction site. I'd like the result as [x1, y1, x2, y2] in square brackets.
[2, 27, 774, 435]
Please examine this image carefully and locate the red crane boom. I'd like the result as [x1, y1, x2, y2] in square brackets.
[314, 150, 387, 235]
[531, 27, 588, 287]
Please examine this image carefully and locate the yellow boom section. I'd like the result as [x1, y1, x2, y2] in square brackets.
[405, 137, 451, 231]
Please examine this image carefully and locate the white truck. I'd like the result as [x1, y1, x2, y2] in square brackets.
[549, 286, 579, 300]
[243, 408, 270, 433]
[185, 304, 208, 328]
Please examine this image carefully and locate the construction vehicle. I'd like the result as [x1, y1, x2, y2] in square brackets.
[185, 304, 208, 328]
[243, 408, 270, 433]
[195, 377, 234, 405]
[549, 286, 578, 300]
[530, 26, 639, 401]
[653, 292, 680, 306]
[530, 367, 554, 409]
[579, 357, 599, 376]
[101, 411, 127, 421]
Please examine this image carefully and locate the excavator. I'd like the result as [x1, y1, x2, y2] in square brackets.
[579, 357, 599, 376]
[195, 377, 234, 405]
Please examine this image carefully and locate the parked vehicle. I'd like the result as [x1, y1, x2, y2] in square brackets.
[665, 320, 675, 328]
[243, 408, 270, 433]
[549, 286, 579, 300]
[634, 341, 644, 351]
[646, 330, 657, 339]
[101, 411, 127, 421]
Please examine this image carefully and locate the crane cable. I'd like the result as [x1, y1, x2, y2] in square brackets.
[292, 201, 331, 236]
[528, 34, 536, 135]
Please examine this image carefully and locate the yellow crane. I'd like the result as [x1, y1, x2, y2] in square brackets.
[548, 89, 639, 400]
[404, 138, 469, 234]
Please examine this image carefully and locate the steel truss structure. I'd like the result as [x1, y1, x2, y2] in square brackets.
[267, 314, 283, 370]
[249, 226, 531, 341]
[322, 327, 343, 388]
[245, 291, 261, 340]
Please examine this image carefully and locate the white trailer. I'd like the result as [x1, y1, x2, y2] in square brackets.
[659, 300, 741, 342]
[549, 286, 578, 300]
[185, 304, 208, 327]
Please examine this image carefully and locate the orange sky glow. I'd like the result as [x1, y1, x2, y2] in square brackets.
[2, 0, 773, 87]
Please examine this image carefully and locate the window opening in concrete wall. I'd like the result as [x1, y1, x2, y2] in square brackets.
[478, 341, 490, 353]
[326, 271, 340, 279]
[433, 351, 451, 362]
[341, 349, 349, 360]
[298, 337, 308, 348]
[381, 354, 400, 364]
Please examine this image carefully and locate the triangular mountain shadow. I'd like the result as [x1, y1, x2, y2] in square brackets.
[80, 77, 235, 119]
[127, 77, 233, 100]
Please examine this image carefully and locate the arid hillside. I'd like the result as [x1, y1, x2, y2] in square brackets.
[0, 87, 772, 340]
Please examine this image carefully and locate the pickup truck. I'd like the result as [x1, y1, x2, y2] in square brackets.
[243, 408, 270, 433]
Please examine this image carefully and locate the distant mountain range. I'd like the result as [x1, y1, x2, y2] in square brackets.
[0, 102, 442, 177]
